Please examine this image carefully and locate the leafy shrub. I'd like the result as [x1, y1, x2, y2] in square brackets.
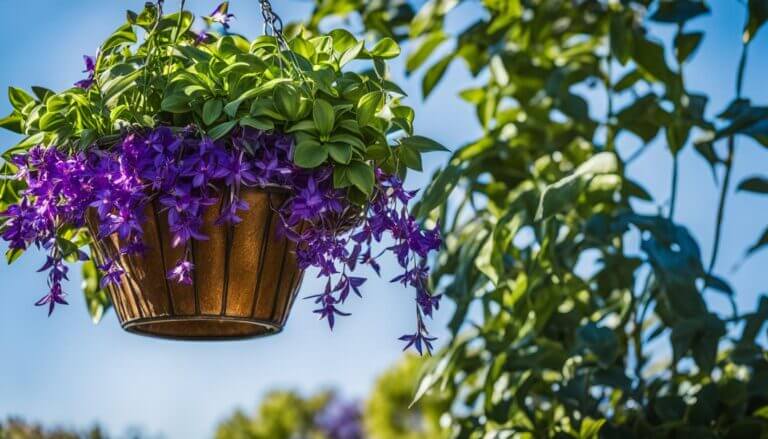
[304, 0, 768, 437]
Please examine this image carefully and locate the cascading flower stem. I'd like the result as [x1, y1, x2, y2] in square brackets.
[1, 127, 441, 353]
[0, 1, 447, 351]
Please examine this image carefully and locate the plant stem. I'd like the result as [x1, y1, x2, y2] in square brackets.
[706, 42, 749, 276]
[669, 154, 678, 220]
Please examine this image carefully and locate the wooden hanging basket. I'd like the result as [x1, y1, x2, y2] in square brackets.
[87, 186, 304, 340]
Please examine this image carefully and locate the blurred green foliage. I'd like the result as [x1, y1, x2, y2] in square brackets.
[364, 353, 449, 439]
[0, 418, 107, 439]
[216, 391, 331, 439]
[302, 0, 768, 437]
[215, 355, 448, 439]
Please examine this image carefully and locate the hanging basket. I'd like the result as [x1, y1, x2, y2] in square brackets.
[87, 187, 304, 340]
[1, 0, 445, 353]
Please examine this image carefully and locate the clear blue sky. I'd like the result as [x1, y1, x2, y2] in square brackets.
[0, 1, 766, 438]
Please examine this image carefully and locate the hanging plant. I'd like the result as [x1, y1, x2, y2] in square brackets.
[0, 1, 445, 352]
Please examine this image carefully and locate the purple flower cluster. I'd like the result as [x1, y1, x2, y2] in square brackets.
[315, 397, 364, 439]
[74, 55, 96, 90]
[0, 126, 441, 353]
[295, 170, 442, 354]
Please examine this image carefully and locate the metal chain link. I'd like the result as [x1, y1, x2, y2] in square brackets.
[258, 0, 287, 48]
[258, 0, 305, 76]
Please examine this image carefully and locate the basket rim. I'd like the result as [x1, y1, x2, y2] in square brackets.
[121, 315, 283, 341]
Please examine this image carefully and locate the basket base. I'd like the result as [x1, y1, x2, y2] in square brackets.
[122, 315, 282, 341]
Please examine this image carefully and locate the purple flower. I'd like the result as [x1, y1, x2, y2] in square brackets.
[309, 282, 351, 330]
[35, 282, 68, 316]
[98, 258, 125, 288]
[74, 55, 96, 89]
[222, 151, 258, 188]
[400, 314, 437, 355]
[0, 127, 442, 354]
[193, 31, 211, 46]
[167, 259, 194, 285]
[289, 177, 326, 223]
[207, 2, 235, 29]
[216, 196, 248, 225]
[417, 290, 442, 318]
[315, 398, 364, 439]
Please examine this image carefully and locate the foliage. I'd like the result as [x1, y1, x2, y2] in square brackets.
[216, 391, 335, 439]
[364, 354, 449, 439]
[0, 417, 109, 439]
[215, 355, 448, 439]
[0, 2, 445, 347]
[304, 0, 768, 437]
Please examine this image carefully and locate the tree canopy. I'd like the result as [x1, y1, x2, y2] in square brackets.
[302, 0, 768, 437]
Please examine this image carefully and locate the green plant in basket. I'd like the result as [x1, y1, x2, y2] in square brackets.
[0, 1, 445, 348]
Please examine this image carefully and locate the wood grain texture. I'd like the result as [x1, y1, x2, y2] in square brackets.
[89, 187, 303, 340]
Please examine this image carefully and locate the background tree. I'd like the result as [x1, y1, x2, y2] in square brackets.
[302, 0, 768, 437]
[215, 355, 448, 439]
[0, 418, 110, 439]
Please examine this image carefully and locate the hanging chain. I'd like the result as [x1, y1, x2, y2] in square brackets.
[258, 0, 287, 48]
[258, 0, 306, 77]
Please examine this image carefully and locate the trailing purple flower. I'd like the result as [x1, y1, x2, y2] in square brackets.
[0, 126, 441, 354]
[74, 55, 96, 89]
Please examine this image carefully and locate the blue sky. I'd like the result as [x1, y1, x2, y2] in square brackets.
[0, 1, 767, 438]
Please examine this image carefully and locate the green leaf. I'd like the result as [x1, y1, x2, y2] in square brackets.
[347, 161, 375, 195]
[327, 143, 353, 164]
[82, 259, 111, 324]
[329, 28, 358, 53]
[202, 99, 223, 126]
[536, 153, 620, 220]
[293, 139, 328, 168]
[239, 116, 274, 131]
[78, 129, 97, 150]
[747, 227, 768, 255]
[207, 120, 237, 140]
[273, 83, 301, 120]
[5, 247, 24, 264]
[250, 99, 285, 120]
[3, 132, 46, 159]
[400, 135, 448, 153]
[406, 31, 447, 74]
[738, 175, 768, 193]
[399, 145, 423, 171]
[286, 120, 317, 133]
[8, 87, 34, 112]
[31, 86, 54, 101]
[313, 99, 335, 138]
[577, 323, 619, 368]
[422, 54, 453, 99]
[161, 94, 190, 113]
[101, 23, 137, 53]
[675, 32, 704, 62]
[333, 168, 352, 190]
[650, 0, 710, 24]
[365, 142, 391, 161]
[416, 162, 462, 219]
[411, 344, 458, 406]
[101, 68, 141, 107]
[579, 417, 606, 439]
[329, 134, 366, 152]
[0, 113, 23, 134]
[744, 0, 768, 43]
[339, 40, 365, 67]
[225, 78, 291, 117]
[654, 396, 687, 422]
[357, 92, 382, 127]
[610, 13, 633, 65]
[369, 37, 401, 59]
[632, 33, 676, 84]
